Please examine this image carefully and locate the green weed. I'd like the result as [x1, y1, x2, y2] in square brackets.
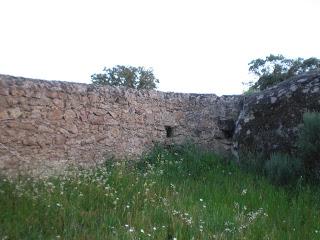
[0, 146, 319, 239]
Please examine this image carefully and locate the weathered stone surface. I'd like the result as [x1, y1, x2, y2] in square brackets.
[8, 107, 22, 119]
[2, 72, 319, 176]
[64, 109, 77, 121]
[48, 108, 63, 120]
[0, 111, 9, 120]
[233, 72, 320, 158]
[0, 74, 241, 176]
[0, 88, 9, 96]
[53, 98, 64, 108]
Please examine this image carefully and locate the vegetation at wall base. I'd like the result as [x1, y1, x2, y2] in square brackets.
[265, 153, 303, 186]
[298, 112, 320, 184]
[239, 112, 320, 186]
[1, 145, 320, 239]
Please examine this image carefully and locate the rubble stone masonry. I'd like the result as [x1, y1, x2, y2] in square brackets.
[0, 74, 241, 176]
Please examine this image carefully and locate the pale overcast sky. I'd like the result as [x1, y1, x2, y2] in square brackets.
[0, 0, 319, 95]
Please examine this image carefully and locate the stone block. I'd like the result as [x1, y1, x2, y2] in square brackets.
[48, 108, 63, 120]
[22, 136, 38, 146]
[54, 135, 66, 145]
[10, 87, 25, 96]
[8, 107, 22, 119]
[88, 114, 105, 125]
[64, 109, 77, 121]
[0, 111, 9, 120]
[64, 124, 78, 134]
[30, 109, 42, 119]
[53, 98, 64, 108]
[0, 88, 9, 96]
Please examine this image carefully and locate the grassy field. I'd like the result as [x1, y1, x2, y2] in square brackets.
[1, 145, 320, 239]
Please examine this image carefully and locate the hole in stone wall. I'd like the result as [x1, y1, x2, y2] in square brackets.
[165, 126, 174, 138]
[218, 119, 235, 139]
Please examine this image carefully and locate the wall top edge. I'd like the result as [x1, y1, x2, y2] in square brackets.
[0, 73, 241, 100]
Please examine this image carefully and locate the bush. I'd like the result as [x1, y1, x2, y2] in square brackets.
[298, 112, 320, 183]
[238, 151, 266, 174]
[265, 153, 303, 186]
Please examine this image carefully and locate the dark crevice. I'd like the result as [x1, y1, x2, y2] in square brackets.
[165, 126, 173, 138]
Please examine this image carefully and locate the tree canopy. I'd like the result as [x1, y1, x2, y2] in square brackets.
[248, 54, 320, 91]
[91, 65, 159, 90]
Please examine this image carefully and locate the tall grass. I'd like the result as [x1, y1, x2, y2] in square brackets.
[1, 145, 320, 239]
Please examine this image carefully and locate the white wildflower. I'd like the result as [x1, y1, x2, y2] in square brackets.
[241, 189, 247, 196]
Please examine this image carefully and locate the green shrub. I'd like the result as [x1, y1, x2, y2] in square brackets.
[265, 153, 303, 186]
[298, 112, 320, 183]
[238, 151, 266, 174]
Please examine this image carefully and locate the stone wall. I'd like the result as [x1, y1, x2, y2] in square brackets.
[233, 71, 320, 158]
[0, 74, 241, 176]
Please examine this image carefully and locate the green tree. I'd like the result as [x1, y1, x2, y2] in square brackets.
[247, 54, 320, 91]
[91, 65, 159, 90]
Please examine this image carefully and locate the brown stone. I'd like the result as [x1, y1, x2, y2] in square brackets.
[92, 108, 106, 116]
[104, 117, 118, 125]
[64, 109, 76, 121]
[30, 109, 42, 119]
[81, 136, 95, 145]
[10, 87, 25, 96]
[28, 97, 51, 106]
[16, 122, 35, 131]
[54, 135, 66, 145]
[108, 111, 117, 118]
[8, 107, 22, 119]
[53, 98, 64, 108]
[79, 110, 88, 121]
[48, 108, 63, 120]
[22, 136, 38, 146]
[32, 91, 43, 99]
[88, 114, 105, 125]
[6, 96, 19, 106]
[46, 91, 59, 99]
[66, 138, 82, 146]
[88, 94, 99, 103]
[38, 125, 54, 133]
[110, 128, 120, 137]
[57, 128, 69, 135]
[64, 124, 78, 134]
[0, 88, 9, 96]
[37, 136, 52, 148]
[96, 135, 108, 142]
[0, 111, 9, 120]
